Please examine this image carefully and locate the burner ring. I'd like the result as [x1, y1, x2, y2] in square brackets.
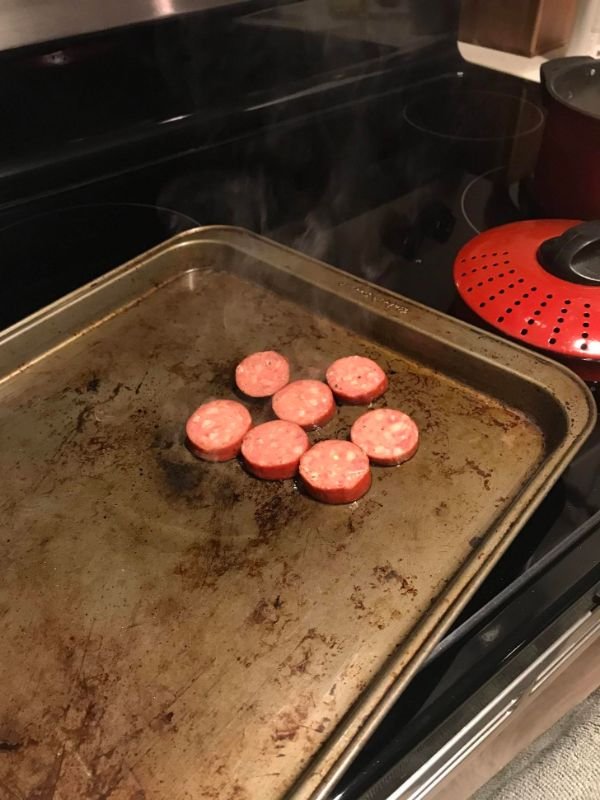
[403, 87, 544, 143]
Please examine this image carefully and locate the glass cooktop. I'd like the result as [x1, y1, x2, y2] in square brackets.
[0, 6, 598, 797]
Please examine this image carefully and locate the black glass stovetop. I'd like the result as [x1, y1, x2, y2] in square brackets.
[1, 6, 599, 798]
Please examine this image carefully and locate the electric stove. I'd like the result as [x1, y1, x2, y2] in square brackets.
[1, 3, 599, 798]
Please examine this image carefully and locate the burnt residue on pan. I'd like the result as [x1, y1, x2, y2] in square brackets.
[0, 235, 585, 800]
[174, 537, 259, 590]
[86, 375, 101, 393]
[159, 457, 203, 494]
[372, 563, 417, 596]
[169, 356, 239, 397]
[253, 493, 301, 544]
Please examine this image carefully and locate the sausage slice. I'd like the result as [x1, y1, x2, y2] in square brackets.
[351, 408, 419, 465]
[299, 440, 371, 504]
[241, 420, 309, 480]
[186, 399, 252, 462]
[272, 380, 336, 430]
[326, 355, 388, 405]
[235, 350, 290, 398]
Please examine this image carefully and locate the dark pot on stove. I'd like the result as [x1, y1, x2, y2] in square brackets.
[533, 56, 600, 220]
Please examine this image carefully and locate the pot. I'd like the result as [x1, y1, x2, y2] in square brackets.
[533, 56, 600, 220]
[453, 219, 600, 382]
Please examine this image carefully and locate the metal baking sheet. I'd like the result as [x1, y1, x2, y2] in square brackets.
[0, 227, 595, 800]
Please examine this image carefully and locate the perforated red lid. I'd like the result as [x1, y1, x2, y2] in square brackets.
[454, 220, 600, 363]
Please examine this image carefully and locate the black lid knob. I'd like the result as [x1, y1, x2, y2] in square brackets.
[537, 221, 600, 285]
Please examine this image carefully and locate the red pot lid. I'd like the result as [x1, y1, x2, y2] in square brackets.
[454, 219, 600, 362]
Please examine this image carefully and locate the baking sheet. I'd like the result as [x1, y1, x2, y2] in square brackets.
[0, 227, 595, 800]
